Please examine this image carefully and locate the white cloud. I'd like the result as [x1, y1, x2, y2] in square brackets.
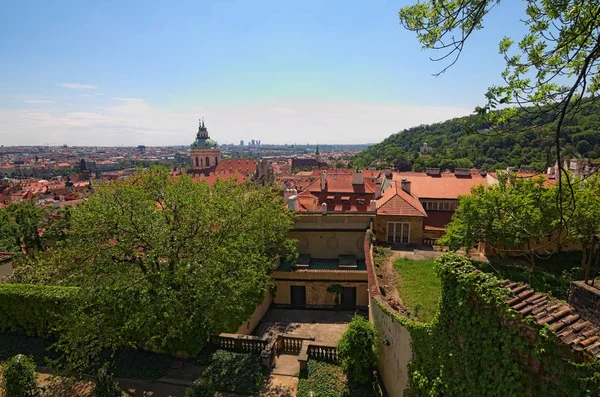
[58, 83, 98, 90]
[23, 99, 53, 104]
[0, 99, 474, 146]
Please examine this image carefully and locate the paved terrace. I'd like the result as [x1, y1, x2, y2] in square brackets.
[253, 308, 367, 345]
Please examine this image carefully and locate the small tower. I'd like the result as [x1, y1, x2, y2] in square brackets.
[190, 118, 221, 171]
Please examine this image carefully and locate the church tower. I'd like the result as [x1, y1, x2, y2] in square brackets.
[190, 118, 221, 171]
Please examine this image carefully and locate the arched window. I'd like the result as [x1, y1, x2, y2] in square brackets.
[195, 157, 199, 167]
[215, 157, 218, 165]
[206, 156, 210, 167]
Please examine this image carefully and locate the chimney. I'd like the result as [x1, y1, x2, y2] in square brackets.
[369, 199, 377, 212]
[352, 169, 364, 185]
[400, 178, 411, 195]
[375, 179, 382, 199]
[320, 171, 327, 191]
[547, 167, 555, 179]
[321, 202, 327, 215]
[284, 188, 297, 200]
[287, 195, 299, 211]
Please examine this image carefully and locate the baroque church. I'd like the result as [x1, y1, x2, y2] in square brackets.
[188, 119, 274, 184]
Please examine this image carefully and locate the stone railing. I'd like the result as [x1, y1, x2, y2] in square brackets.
[278, 334, 314, 354]
[298, 340, 339, 371]
[212, 333, 269, 354]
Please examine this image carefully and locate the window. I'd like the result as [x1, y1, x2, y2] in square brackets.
[387, 222, 410, 244]
[443, 202, 450, 211]
[195, 157, 199, 167]
[205, 156, 210, 167]
[356, 199, 365, 206]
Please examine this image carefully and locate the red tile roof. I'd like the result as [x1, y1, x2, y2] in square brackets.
[0, 252, 14, 261]
[215, 159, 258, 177]
[300, 173, 376, 212]
[502, 279, 600, 359]
[393, 171, 486, 199]
[376, 182, 426, 217]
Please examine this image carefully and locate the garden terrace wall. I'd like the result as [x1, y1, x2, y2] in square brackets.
[364, 231, 413, 397]
[569, 281, 600, 327]
[236, 292, 272, 335]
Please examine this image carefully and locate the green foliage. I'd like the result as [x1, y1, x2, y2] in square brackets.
[185, 378, 216, 397]
[23, 167, 297, 371]
[372, 246, 392, 268]
[337, 315, 378, 385]
[352, 100, 600, 171]
[1, 354, 38, 397]
[393, 258, 441, 322]
[380, 253, 600, 396]
[297, 360, 382, 397]
[0, 284, 77, 337]
[93, 367, 121, 397]
[397, 0, 600, 175]
[327, 284, 343, 306]
[201, 350, 266, 394]
[439, 173, 560, 266]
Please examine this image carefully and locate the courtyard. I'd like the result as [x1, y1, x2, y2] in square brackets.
[253, 308, 366, 345]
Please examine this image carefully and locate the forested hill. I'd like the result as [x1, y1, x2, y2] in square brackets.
[351, 100, 600, 172]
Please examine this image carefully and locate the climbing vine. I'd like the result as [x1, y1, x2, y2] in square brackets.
[376, 253, 600, 397]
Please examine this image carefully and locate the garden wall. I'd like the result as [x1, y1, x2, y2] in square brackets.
[364, 231, 412, 397]
[569, 281, 600, 326]
[236, 292, 272, 335]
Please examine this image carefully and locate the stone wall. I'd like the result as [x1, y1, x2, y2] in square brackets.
[0, 262, 13, 278]
[373, 215, 423, 245]
[236, 292, 272, 335]
[569, 281, 600, 326]
[371, 296, 412, 397]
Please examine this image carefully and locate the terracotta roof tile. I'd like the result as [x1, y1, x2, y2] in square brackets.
[503, 280, 600, 360]
[376, 181, 426, 217]
[392, 171, 486, 199]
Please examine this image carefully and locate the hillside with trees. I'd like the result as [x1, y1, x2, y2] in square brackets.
[351, 100, 600, 172]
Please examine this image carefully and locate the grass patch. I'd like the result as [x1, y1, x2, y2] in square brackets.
[393, 258, 441, 322]
[297, 360, 382, 397]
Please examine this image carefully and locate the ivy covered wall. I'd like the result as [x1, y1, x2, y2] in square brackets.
[374, 254, 600, 397]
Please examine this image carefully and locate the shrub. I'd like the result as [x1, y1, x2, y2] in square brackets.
[185, 378, 215, 397]
[93, 367, 121, 397]
[297, 360, 382, 397]
[1, 354, 38, 397]
[337, 315, 378, 385]
[201, 350, 265, 394]
[0, 284, 77, 337]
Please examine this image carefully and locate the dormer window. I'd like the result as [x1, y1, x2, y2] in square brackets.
[356, 198, 365, 206]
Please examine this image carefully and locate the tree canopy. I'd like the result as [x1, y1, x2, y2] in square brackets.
[15, 168, 297, 371]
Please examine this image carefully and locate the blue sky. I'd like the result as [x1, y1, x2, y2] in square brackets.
[0, 0, 528, 146]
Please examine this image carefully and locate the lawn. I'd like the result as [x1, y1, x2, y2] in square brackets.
[393, 258, 441, 322]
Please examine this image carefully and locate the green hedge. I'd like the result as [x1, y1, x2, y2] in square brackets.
[0, 284, 78, 337]
[201, 350, 265, 394]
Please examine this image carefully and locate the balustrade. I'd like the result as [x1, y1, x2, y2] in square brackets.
[307, 343, 339, 362]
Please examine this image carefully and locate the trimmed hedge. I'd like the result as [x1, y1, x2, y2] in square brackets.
[201, 350, 265, 394]
[0, 284, 78, 337]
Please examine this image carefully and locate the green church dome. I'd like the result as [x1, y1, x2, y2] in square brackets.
[190, 119, 219, 149]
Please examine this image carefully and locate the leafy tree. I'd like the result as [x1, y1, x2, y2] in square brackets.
[0, 208, 20, 252]
[93, 367, 122, 397]
[47, 167, 296, 371]
[394, 158, 412, 172]
[439, 173, 559, 267]
[567, 175, 600, 272]
[398, 0, 600, 231]
[0, 202, 47, 254]
[337, 315, 378, 385]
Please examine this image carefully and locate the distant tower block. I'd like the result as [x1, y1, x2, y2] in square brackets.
[190, 118, 221, 170]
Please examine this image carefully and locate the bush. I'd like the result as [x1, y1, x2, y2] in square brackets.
[337, 315, 378, 385]
[185, 378, 215, 397]
[1, 354, 38, 397]
[201, 350, 265, 394]
[297, 360, 382, 397]
[0, 284, 77, 337]
[93, 367, 121, 397]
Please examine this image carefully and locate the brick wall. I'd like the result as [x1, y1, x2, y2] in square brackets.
[569, 281, 600, 326]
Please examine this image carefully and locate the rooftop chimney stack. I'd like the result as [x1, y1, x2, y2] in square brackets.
[400, 178, 411, 195]
[375, 178, 383, 199]
[321, 202, 327, 215]
[320, 171, 327, 190]
[287, 195, 299, 211]
[352, 169, 364, 185]
[369, 199, 377, 212]
[284, 188, 297, 200]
